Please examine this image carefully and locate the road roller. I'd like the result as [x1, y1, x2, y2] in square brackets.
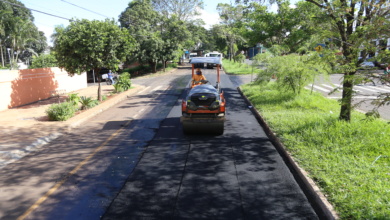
[180, 57, 226, 135]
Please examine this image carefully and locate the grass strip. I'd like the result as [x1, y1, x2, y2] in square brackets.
[241, 82, 390, 219]
[223, 58, 261, 75]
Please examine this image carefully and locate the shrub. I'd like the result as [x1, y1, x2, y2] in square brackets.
[46, 102, 77, 121]
[30, 54, 58, 69]
[233, 54, 245, 63]
[79, 96, 99, 110]
[114, 72, 131, 93]
[167, 63, 177, 68]
[67, 93, 80, 107]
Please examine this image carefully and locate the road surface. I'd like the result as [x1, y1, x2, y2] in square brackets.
[0, 66, 318, 220]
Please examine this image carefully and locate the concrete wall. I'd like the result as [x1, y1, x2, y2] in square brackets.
[0, 67, 87, 111]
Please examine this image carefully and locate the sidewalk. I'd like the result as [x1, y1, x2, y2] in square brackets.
[0, 84, 144, 168]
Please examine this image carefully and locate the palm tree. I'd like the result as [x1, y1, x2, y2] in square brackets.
[0, 10, 12, 67]
[6, 17, 38, 69]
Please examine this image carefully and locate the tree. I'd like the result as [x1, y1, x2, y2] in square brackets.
[159, 15, 190, 70]
[7, 17, 39, 68]
[232, 0, 390, 121]
[0, 9, 11, 67]
[243, 1, 329, 53]
[216, 3, 247, 60]
[304, 0, 390, 121]
[0, 0, 46, 69]
[151, 0, 204, 21]
[183, 21, 208, 51]
[19, 30, 47, 65]
[119, 0, 162, 73]
[53, 19, 136, 101]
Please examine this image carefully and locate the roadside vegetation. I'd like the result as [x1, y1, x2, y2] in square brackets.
[46, 73, 132, 121]
[235, 63, 390, 219]
[29, 54, 58, 69]
[223, 59, 260, 75]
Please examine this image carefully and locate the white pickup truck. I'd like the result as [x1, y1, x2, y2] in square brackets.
[204, 51, 223, 69]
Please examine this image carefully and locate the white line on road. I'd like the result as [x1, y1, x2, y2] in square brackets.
[310, 85, 330, 92]
[328, 96, 378, 99]
[333, 84, 364, 93]
[354, 85, 378, 92]
[366, 86, 390, 93]
[151, 85, 163, 92]
[321, 84, 338, 89]
[137, 86, 151, 94]
[133, 108, 145, 119]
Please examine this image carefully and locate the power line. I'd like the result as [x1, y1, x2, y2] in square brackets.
[0, 0, 72, 21]
[60, 0, 109, 19]
[22, 1, 73, 20]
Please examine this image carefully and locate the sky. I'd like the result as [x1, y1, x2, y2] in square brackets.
[19, 0, 235, 46]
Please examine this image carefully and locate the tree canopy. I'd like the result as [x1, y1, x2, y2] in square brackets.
[151, 0, 204, 21]
[54, 19, 135, 75]
[53, 19, 136, 100]
[304, 0, 390, 121]
[0, 0, 47, 69]
[120, 0, 190, 72]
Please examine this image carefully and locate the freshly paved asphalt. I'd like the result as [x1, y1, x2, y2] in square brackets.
[102, 68, 318, 219]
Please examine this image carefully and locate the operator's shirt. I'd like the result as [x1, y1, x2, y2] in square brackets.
[193, 74, 206, 85]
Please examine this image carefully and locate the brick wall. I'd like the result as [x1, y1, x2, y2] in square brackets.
[0, 67, 87, 111]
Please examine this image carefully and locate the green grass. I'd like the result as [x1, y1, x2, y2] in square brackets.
[223, 58, 261, 75]
[241, 82, 390, 219]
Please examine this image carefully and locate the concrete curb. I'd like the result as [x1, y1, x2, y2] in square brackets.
[237, 87, 338, 220]
[64, 85, 145, 130]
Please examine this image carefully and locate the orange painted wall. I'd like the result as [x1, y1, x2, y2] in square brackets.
[0, 67, 87, 111]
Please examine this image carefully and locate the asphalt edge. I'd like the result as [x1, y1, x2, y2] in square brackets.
[237, 86, 338, 220]
[64, 84, 146, 130]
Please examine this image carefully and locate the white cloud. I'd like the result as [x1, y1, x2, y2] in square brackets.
[196, 9, 221, 29]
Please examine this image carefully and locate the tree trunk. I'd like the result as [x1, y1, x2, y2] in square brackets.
[1, 45, 4, 67]
[95, 68, 102, 101]
[229, 42, 233, 61]
[339, 73, 354, 121]
[149, 61, 157, 73]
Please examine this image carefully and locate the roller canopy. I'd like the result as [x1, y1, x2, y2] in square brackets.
[190, 57, 222, 65]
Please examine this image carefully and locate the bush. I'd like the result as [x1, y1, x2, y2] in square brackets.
[67, 93, 80, 107]
[46, 102, 77, 121]
[167, 63, 177, 68]
[79, 96, 99, 110]
[30, 54, 58, 69]
[114, 72, 131, 93]
[233, 54, 245, 63]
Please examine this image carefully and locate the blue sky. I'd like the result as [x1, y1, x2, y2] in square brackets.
[19, 0, 234, 46]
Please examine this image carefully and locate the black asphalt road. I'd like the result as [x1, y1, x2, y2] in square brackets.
[102, 68, 318, 219]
